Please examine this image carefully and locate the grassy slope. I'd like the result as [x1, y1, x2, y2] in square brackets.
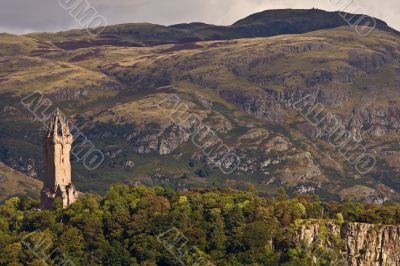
[25, 9, 398, 48]
[1, 24, 400, 200]
[0, 162, 42, 200]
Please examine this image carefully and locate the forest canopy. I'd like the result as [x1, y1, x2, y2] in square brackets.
[1, 185, 400, 265]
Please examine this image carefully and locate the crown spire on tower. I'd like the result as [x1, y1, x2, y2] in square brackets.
[47, 109, 71, 139]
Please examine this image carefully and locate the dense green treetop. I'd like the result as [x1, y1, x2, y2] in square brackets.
[0, 185, 399, 265]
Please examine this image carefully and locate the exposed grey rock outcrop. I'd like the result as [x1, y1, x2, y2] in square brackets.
[343, 223, 400, 266]
[297, 222, 400, 266]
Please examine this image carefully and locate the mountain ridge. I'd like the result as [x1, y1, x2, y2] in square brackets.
[24, 9, 399, 50]
[0, 9, 399, 203]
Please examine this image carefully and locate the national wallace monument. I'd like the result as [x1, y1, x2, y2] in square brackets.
[40, 110, 78, 210]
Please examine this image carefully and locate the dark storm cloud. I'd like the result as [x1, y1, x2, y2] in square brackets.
[0, 0, 399, 34]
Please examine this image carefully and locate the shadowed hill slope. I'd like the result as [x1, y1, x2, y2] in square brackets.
[27, 9, 398, 50]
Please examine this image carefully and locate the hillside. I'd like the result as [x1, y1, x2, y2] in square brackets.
[0, 9, 399, 203]
[0, 162, 41, 200]
[27, 9, 398, 50]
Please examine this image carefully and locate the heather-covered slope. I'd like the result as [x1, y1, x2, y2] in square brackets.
[0, 10, 399, 202]
[27, 9, 398, 50]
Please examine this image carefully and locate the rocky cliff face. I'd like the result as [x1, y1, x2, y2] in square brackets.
[344, 223, 400, 266]
[298, 222, 400, 266]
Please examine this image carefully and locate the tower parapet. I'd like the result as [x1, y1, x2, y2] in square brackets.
[40, 110, 78, 210]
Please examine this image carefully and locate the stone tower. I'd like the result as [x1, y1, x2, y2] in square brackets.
[40, 110, 78, 210]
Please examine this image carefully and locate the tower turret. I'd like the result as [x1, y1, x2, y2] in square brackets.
[40, 110, 78, 210]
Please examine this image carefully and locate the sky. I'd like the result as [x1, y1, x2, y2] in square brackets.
[0, 0, 399, 34]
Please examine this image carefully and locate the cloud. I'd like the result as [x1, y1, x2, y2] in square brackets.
[0, 0, 399, 34]
[0, 0, 77, 34]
